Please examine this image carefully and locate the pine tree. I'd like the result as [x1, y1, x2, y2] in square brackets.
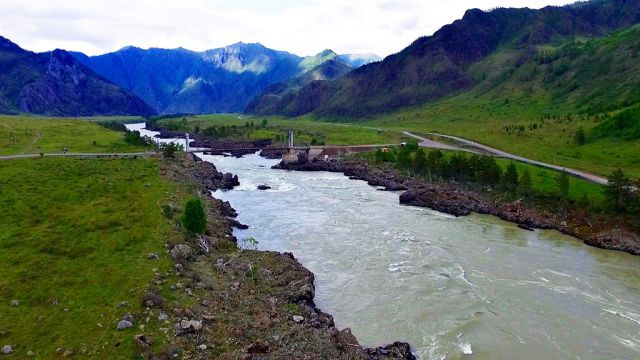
[603, 168, 631, 213]
[181, 198, 207, 235]
[396, 149, 412, 170]
[503, 162, 519, 193]
[480, 156, 502, 185]
[426, 150, 443, 179]
[519, 169, 533, 200]
[413, 148, 428, 175]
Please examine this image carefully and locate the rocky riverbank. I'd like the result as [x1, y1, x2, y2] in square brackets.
[158, 154, 416, 359]
[276, 158, 640, 256]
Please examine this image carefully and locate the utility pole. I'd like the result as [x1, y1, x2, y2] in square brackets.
[287, 129, 294, 150]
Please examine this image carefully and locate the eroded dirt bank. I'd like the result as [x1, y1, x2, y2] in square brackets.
[156, 154, 416, 359]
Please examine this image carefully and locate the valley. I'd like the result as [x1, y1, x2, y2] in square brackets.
[1, 0, 640, 358]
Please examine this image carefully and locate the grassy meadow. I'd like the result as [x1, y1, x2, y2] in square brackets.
[361, 97, 640, 179]
[340, 26, 640, 180]
[493, 157, 605, 202]
[0, 156, 192, 358]
[0, 115, 147, 156]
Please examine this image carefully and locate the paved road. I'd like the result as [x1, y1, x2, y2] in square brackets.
[315, 144, 399, 149]
[0, 152, 157, 160]
[420, 132, 609, 185]
[402, 131, 472, 152]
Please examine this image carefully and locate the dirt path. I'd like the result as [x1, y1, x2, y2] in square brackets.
[0, 152, 157, 160]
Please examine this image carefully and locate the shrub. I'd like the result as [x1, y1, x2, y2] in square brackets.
[161, 142, 183, 158]
[124, 130, 152, 146]
[161, 204, 175, 219]
[141, 291, 165, 309]
[574, 127, 586, 145]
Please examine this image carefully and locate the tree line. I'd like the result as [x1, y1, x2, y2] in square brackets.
[375, 146, 640, 215]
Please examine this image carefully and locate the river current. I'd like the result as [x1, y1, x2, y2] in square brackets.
[126, 124, 640, 359]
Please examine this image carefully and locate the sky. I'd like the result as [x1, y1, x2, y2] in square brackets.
[0, 0, 575, 57]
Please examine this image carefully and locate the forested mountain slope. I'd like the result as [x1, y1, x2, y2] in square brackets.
[247, 0, 640, 117]
[0, 36, 154, 116]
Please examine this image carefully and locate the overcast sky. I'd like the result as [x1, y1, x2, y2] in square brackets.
[0, 0, 574, 57]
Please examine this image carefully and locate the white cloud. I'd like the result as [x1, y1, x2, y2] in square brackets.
[0, 0, 574, 57]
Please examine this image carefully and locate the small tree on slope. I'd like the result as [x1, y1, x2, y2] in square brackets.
[181, 198, 207, 235]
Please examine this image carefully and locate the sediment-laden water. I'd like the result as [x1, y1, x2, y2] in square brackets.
[204, 153, 640, 360]
[126, 124, 640, 359]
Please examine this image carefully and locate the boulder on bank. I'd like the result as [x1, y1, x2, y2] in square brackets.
[228, 219, 249, 230]
[171, 244, 193, 261]
[117, 320, 133, 330]
[367, 342, 415, 359]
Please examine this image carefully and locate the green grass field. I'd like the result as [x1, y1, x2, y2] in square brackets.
[0, 115, 147, 156]
[0, 157, 186, 358]
[159, 114, 405, 146]
[493, 158, 605, 202]
[360, 95, 640, 180]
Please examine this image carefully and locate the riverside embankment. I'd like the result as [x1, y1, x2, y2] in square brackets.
[127, 123, 416, 359]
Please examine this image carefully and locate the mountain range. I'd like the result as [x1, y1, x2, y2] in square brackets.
[0, 36, 379, 117]
[2, 0, 640, 119]
[248, 0, 640, 117]
[71, 45, 380, 114]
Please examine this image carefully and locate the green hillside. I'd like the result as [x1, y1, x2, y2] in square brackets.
[248, 0, 640, 117]
[361, 25, 640, 178]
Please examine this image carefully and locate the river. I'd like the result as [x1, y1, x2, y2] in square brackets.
[126, 124, 640, 359]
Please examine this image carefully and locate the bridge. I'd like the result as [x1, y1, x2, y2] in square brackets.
[200, 146, 309, 153]
[187, 129, 311, 163]
[185, 129, 401, 163]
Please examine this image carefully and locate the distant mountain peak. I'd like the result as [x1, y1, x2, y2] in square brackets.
[298, 49, 341, 73]
[0, 35, 23, 52]
[318, 49, 338, 57]
[72, 40, 304, 114]
[337, 53, 382, 67]
[117, 45, 141, 52]
[225, 42, 266, 50]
